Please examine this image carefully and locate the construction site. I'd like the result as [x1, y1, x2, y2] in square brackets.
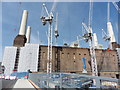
[1, 0, 120, 89]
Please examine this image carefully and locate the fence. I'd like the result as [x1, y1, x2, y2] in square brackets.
[29, 73, 119, 89]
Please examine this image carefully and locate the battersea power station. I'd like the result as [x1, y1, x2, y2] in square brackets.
[2, 10, 120, 79]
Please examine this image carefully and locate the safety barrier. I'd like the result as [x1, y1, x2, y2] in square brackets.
[29, 73, 119, 89]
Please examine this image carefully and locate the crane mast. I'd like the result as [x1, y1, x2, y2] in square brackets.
[40, 3, 53, 73]
[81, 0, 98, 84]
[54, 13, 59, 45]
[82, 22, 98, 76]
[112, 1, 120, 13]
[89, 40, 98, 76]
[88, 0, 98, 77]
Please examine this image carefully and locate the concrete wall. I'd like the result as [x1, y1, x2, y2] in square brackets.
[2, 46, 17, 75]
[38, 46, 119, 78]
[2, 45, 119, 78]
[18, 43, 39, 72]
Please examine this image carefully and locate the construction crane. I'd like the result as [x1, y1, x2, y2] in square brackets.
[82, 22, 98, 77]
[40, 3, 54, 73]
[102, 29, 110, 41]
[82, 22, 92, 42]
[77, 0, 98, 79]
[88, 0, 98, 77]
[80, 0, 98, 85]
[112, 1, 120, 13]
[41, 3, 53, 25]
[54, 13, 59, 45]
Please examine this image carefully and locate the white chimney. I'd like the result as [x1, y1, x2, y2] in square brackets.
[107, 22, 116, 43]
[93, 33, 98, 49]
[19, 10, 28, 35]
[26, 26, 31, 43]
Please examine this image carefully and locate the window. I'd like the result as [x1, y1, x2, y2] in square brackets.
[73, 53, 75, 59]
[61, 53, 64, 59]
[67, 53, 69, 58]
[43, 52, 45, 59]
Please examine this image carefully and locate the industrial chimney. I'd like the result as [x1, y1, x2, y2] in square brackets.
[19, 10, 28, 35]
[13, 10, 28, 47]
[26, 26, 31, 43]
[107, 22, 116, 43]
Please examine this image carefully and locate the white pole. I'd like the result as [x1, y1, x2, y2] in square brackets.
[19, 10, 28, 35]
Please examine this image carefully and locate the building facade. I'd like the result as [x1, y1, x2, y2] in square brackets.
[2, 44, 120, 79]
[2, 10, 120, 78]
[38, 45, 120, 78]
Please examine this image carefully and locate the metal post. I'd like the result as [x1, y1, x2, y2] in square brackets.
[95, 78, 101, 88]
[47, 24, 52, 74]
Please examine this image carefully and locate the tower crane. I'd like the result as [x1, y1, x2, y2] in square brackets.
[54, 13, 59, 45]
[40, 3, 54, 73]
[112, 1, 120, 13]
[41, 3, 53, 25]
[82, 22, 98, 77]
[79, 0, 98, 85]
[76, 0, 98, 78]
[102, 29, 110, 41]
[88, 0, 98, 77]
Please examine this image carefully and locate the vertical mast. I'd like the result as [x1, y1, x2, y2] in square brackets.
[107, 1, 110, 22]
[54, 13, 59, 46]
[41, 3, 53, 73]
[88, 0, 98, 77]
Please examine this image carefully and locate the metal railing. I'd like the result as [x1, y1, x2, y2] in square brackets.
[29, 73, 119, 89]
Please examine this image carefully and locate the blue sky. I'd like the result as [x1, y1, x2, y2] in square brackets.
[1, 2, 119, 61]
